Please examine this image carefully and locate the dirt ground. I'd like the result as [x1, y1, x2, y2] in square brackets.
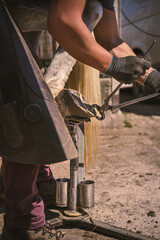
[0, 89, 160, 239]
[50, 89, 160, 239]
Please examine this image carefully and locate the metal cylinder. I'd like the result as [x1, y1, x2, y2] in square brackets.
[68, 162, 78, 211]
[78, 180, 94, 208]
[56, 178, 70, 207]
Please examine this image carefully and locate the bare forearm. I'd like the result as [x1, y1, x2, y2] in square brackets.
[47, 0, 112, 72]
[110, 41, 134, 57]
[48, 23, 111, 71]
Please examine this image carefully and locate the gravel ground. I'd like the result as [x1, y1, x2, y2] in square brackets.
[51, 93, 160, 239]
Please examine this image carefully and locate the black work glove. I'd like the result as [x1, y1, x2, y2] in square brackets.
[105, 55, 151, 84]
[144, 70, 160, 92]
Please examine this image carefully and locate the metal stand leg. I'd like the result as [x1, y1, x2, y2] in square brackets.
[64, 122, 83, 217]
[68, 158, 79, 212]
[78, 123, 85, 183]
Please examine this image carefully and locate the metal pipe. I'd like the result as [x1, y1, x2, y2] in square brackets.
[111, 92, 160, 111]
[78, 123, 85, 183]
[69, 158, 79, 211]
[66, 122, 79, 212]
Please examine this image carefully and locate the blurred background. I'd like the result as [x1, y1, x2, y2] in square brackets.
[121, 0, 160, 98]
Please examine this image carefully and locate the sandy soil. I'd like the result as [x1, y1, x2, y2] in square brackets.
[51, 91, 160, 239]
[87, 111, 160, 239]
[0, 89, 160, 239]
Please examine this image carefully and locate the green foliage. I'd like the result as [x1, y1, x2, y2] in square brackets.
[122, 112, 133, 128]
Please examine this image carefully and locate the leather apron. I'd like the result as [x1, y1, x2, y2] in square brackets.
[0, 1, 78, 164]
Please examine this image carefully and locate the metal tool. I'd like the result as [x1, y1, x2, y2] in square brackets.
[92, 40, 159, 121]
[91, 82, 123, 120]
[92, 83, 160, 121]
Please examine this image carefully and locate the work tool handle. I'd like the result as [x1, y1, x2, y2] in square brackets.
[90, 83, 123, 120]
[100, 82, 123, 112]
[111, 92, 160, 111]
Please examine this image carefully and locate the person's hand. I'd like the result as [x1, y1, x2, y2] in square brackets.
[144, 70, 160, 92]
[105, 55, 151, 84]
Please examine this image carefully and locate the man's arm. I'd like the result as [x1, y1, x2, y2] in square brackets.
[47, 0, 150, 85]
[94, 8, 153, 85]
[47, 0, 112, 72]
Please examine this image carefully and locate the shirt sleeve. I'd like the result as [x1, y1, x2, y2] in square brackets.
[98, 0, 114, 11]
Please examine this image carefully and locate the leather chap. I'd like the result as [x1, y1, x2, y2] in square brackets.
[0, 1, 78, 164]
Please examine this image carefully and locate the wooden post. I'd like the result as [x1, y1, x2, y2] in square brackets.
[66, 61, 101, 171]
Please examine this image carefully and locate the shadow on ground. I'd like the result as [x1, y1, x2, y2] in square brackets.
[120, 88, 160, 116]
